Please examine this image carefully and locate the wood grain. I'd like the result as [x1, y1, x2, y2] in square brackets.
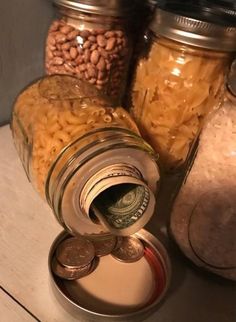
[0, 125, 86, 322]
[0, 288, 36, 322]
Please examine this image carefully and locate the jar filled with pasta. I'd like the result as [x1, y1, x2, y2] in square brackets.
[130, 4, 236, 171]
[11, 75, 160, 237]
[45, 0, 135, 105]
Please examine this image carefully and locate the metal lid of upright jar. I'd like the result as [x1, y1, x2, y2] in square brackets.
[150, 5, 236, 51]
[53, 0, 135, 16]
[200, 0, 236, 17]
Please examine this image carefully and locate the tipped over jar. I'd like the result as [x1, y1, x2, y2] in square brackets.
[45, 0, 135, 104]
[130, 4, 236, 171]
[11, 75, 160, 237]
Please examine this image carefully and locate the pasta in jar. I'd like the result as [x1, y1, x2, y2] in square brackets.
[11, 75, 160, 236]
[11, 75, 139, 197]
[130, 6, 236, 171]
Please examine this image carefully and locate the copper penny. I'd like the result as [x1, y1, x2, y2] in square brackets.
[113, 236, 124, 250]
[111, 236, 144, 263]
[52, 256, 92, 280]
[90, 235, 117, 257]
[56, 236, 95, 268]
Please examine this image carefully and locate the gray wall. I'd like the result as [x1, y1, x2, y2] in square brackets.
[0, 0, 55, 126]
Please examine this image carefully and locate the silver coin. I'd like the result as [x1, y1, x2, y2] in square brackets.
[90, 235, 117, 257]
[111, 236, 144, 263]
[56, 236, 95, 269]
[52, 256, 92, 280]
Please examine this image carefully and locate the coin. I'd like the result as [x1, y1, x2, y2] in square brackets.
[52, 256, 92, 280]
[111, 236, 144, 263]
[113, 236, 124, 250]
[56, 236, 95, 269]
[87, 256, 99, 274]
[89, 235, 117, 257]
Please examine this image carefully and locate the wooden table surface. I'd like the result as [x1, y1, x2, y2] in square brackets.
[0, 125, 235, 322]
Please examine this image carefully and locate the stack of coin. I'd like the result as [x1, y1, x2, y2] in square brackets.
[52, 235, 145, 280]
[52, 237, 96, 280]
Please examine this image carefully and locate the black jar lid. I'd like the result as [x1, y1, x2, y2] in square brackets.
[150, 3, 236, 51]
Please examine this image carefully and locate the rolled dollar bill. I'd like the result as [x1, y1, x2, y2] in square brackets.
[89, 175, 155, 236]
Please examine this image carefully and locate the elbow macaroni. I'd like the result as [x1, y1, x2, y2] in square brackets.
[12, 78, 139, 197]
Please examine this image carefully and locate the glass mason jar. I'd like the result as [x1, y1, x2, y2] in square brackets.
[45, 0, 135, 105]
[170, 101, 236, 280]
[11, 75, 160, 237]
[130, 5, 236, 172]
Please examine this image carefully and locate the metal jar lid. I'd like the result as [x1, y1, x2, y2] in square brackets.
[199, 0, 236, 22]
[150, 5, 236, 51]
[53, 0, 135, 17]
[48, 229, 171, 320]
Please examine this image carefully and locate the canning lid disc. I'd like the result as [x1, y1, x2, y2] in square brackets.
[48, 229, 171, 318]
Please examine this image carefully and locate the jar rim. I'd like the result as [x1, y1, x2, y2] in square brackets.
[150, 6, 236, 51]
[53, 0, 135, 17]
[45, 127, 160, 236]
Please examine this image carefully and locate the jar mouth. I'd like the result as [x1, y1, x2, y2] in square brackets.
[91, 183, 148, 227]
[90, 182, 154, 233]
[80, 168, 156, 236]
[45, 128, 160, 237]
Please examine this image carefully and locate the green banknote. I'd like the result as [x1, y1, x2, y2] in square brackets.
[92, 183, 150, 230]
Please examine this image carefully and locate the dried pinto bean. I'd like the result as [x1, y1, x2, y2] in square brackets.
[97, 57, 106, 71]
[62, 50, 71, 60]
[55, 33, 67, 44]
[51, 57, 64, 65]
[60, 25, 74, 35]
[97, 35, 106, 48]
[61, 42, 71, 51]
[67, 30, 79, 40]
[70, 47, 78, 59]
[80, 30, 90, 38]
[88, 35, 96, 42]
[90, 43, 98, 51]
[46, 48, 54, 59]
[84, 49, 91, 63]
[90, 50, 100, 65]
[83, 40, 91, 49]
[106, 38, 116, 51]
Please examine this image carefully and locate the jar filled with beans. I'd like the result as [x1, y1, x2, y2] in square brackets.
[45, 0, 135, 105]
[11, 75, 160, 236]
[130, 4, 236, 172]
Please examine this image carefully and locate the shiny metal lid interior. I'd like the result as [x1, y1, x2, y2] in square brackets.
[48, 229, 171, 321]
[150, 5, 236, 51]
[53, 0, 135, 16]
